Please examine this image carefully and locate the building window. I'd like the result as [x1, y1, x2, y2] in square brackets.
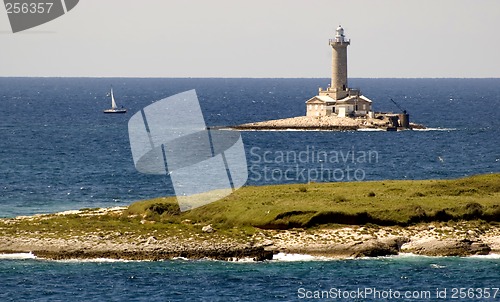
[320, 105, 324, 110]
[308, 105, 312, 110]
[315, 105, 318, 110]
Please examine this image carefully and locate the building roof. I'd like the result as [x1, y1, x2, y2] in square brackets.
[305, 95, 335, 104]
[306, 94, 373, 105]
[335, 95, 358, 104]
[336, 95, 373, 104]
[359, 95, 373, 103]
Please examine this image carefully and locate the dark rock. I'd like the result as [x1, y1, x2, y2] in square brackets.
[405, 239, 491, 256]
[351, 238, 401, 258]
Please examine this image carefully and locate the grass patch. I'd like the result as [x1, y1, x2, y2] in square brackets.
[1, 174, 499, 239]
[119, 173, 500, 230]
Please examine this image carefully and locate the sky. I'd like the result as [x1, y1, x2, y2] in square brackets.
[1, 0, 500, 78]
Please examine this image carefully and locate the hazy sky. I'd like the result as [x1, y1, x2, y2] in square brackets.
[1, 0, 499, 78]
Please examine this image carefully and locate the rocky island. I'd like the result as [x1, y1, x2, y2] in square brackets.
[0, 174, 498, 261]
[231, 114, 425, 131]
[230, 26, 425, 132]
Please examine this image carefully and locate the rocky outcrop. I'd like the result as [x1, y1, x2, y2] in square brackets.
[351, 237, 410, 257]
[260, 223, 499, 259]
[0, 235, 273, 261]
[0, 212, 497, 261]
[273, 236, 409, 258]
[401, 238, 491, 257]
[2, 234, 492, 260]
[29, 246, 274, 261]
[227, 116, 425, 131]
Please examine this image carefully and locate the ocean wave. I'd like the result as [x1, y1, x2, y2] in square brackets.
[271, 253, 335, 262]
[55, 258, 149, 263]
[391, 253, 438, 258]
[468, 254, 500, 259]
[379, 253, 500, 260]
[357, 128, 385, 132]
[355, 253, 443, 260]
[413, 128, 457, 131]
[0, 252, 36, 259]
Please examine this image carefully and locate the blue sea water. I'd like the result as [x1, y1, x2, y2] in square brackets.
[0, 78, 498, 217]
[0, 78, 499, 301]
[0, 254, 499, 301]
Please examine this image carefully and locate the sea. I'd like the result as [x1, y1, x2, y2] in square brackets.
[0, 78, 499, 301]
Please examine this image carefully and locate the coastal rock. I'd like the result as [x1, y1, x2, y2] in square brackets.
[401, 238, 491, 256]
[146, 236, 157, 245]
[481, 236, 500, 253]
[469, 241, 491, 255]
[381, 236, 410, 250]
[228, 115, 425, 131]
[202, 225, 215, 233]
[274, 236, 409, 258]
[351, 236, 409, 258]
[261, 239, 274, 247]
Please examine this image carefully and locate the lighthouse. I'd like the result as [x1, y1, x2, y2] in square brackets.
[306, 25, 373, 118]
[329, 25, 350, 100]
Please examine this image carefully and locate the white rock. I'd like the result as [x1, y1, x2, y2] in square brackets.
[146, 236, 157, 244]
[202, 225, 215, 233]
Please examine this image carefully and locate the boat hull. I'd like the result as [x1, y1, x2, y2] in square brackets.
[103, 109, 127, 114]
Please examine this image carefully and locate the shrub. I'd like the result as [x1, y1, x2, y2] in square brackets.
[411, 192, 426, 197]
[147, 203, 180, 216]
[333, 195, 348, 203]
[297, 186, 308, 193]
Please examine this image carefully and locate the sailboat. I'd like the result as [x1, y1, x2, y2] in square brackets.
[103, 87, 127, 114]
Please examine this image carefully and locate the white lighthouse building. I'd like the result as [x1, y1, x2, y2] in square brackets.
[306, 26, 373, 118]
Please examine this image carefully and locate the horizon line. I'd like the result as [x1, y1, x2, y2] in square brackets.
[1, 76, 500, 80]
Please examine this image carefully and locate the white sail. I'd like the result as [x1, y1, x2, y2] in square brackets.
[110, 87, 117, 109]
[104, 86, 126, 113]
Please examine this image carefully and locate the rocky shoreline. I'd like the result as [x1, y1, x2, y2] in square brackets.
[228, 115, 425, 131]
[1, 209, 498, 261]
[264, 222, 499, 258]
[0, 236, 274, 261]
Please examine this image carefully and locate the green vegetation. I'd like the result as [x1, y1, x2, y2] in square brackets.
[1, 173, 499, 240]
[126, 173, 500, 229]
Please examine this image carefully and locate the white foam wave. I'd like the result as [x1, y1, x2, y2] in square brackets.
[413, 128, 456, 131]
[357, 128, 385, 132]
[0, 252, 36, 259]
[227, 257, 257, 263]
[272, 253, 334, 262]
[372, 253, 441, 259]
[468, 254, 500, 259]
[56, 258, 147, 263]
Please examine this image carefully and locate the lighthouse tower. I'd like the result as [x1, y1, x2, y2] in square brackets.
[306, 25, 373, 118]
[329, 25, 350, 100]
